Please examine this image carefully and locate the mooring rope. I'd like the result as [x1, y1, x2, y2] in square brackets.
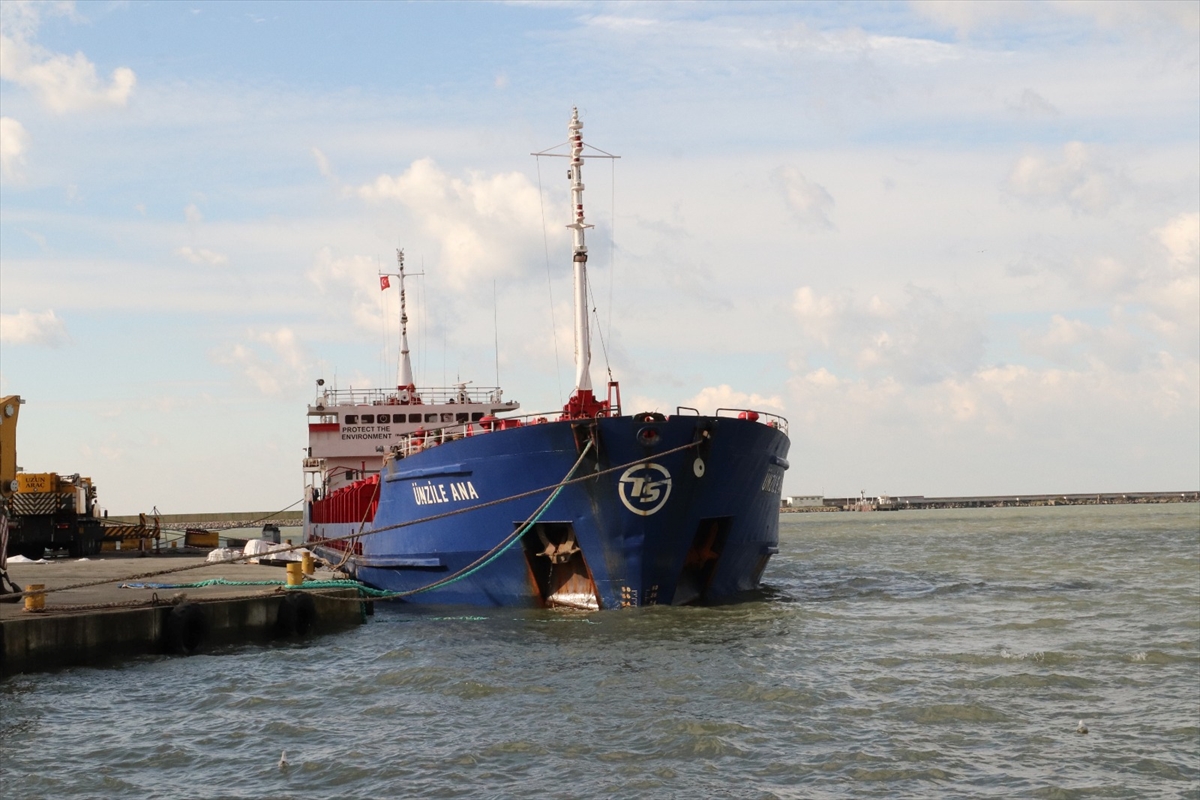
[114, 442, 592, 603]
[11, 436, 702, 602]
[382, 439, 592, 598]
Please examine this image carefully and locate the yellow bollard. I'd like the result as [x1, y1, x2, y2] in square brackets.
[286, 561, 304, 587]
[24, 584, 45, 612]
[301, 552, 314, 576]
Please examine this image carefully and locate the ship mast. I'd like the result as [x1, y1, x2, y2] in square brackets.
[533, 107, 620, 419]
[568, 109, 593, 396]
[395, 248, 416, 400]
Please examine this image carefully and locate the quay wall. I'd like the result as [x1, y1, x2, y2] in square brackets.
[1, 587, 364, 677]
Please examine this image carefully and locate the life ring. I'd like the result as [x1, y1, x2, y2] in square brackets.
[275, 591, 318, 638]
[164, 603, 209, 655]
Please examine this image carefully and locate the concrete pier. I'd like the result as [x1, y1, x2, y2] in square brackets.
[0, 556, 367, 677]
[786, 491, 1200, 512]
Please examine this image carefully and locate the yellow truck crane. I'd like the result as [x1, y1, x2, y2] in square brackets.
[1, 395, 107, 559]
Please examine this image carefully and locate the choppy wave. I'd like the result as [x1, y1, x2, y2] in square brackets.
[1, 503, 1197, 799]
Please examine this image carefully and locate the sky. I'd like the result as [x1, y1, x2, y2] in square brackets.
[1, 0, 1197, 515]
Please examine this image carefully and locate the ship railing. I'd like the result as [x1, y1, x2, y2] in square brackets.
[387, 412, 559, 460]
[387, 406, 790, 461]
[710, 407, 789, 436]
[314, 385, 509, 408]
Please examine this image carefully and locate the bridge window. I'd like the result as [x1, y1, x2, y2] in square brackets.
[425, 413, 439, 423]
[409, 413, 423, 423]
[456, 413, 468, 423]
[344, 415, 358, 424]
[361, 414, 374, 424]
[471, 412, 484, 422]
[376, 414, 390, 423]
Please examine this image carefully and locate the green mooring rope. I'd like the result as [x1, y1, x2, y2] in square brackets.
[118, 441, 592, 603]
[375, 439, 592, 599]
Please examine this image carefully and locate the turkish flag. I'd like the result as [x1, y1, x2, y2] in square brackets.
[380, 275, 391, 291]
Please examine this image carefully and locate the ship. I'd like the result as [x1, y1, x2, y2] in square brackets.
[303, 109, 790, 609]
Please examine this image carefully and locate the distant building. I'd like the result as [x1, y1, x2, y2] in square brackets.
[783, 495, 824, 508]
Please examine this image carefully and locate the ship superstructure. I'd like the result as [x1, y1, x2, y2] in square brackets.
[303, 249, 518, 547]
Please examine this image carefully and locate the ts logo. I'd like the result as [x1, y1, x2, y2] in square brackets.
[618, 463, 672, 516]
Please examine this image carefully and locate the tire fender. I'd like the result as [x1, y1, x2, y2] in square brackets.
[275, 592, 318, 638]
[164, 603, 209, 655]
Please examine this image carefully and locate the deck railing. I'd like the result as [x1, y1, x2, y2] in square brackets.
[380, 406, 790, 461]
[314, 385, 510, 408]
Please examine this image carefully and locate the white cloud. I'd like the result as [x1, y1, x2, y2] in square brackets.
[311, 146, 334, 180]
[1033, 213, 1200, 358]
[1008, 88, 1059, 117]
[792, 286, 845, 346]
[1143, 212, 1200, 356]
[910, 0, 1034, 36]
[1053, 0, 1200, 35]
[1021, 314, 1150, 372]
[175, 246, 228, 267]
[306, 246, 390, 333]
[912, 0, 1199, 39]
[0, 116, 29, 179]
[793, 285, 985, 384]
[776, 166, 835, 231]
[213, 327, 313, 395]
[785, 354, 1198, 493]
[0, 308, 69, 347]
[1006, 142, 1127, 215]
[184, 203, 203, 224]
[1158, 212, 1200, 270]
[355, 157, 547, 291]
[684, 384, 784, 415]
[0, 1, 136, 113]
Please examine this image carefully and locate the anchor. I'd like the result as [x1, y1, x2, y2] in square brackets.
[536, 526, 581, 564]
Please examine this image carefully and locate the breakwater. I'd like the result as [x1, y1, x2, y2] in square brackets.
[790, 491, 1198, 512]
[107, 511, 303, 532]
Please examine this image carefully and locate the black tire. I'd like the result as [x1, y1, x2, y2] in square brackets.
[164, 603, 209, 655]
[275, 592, 318, 638]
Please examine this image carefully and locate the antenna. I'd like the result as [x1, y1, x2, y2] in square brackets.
[532, 108, 621, 419]
[378, 248, 424, 402]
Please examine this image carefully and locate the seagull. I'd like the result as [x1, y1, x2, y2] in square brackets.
[1076, 720, 1088, 735]
[278, 750, 289, 769]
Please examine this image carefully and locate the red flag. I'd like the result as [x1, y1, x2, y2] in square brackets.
[380, 275, 391, 291]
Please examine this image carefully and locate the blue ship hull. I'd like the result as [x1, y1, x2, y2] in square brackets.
[329, 415, 789, 609]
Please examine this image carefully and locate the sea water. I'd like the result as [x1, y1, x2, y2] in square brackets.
[2, 503, 1197, 799]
